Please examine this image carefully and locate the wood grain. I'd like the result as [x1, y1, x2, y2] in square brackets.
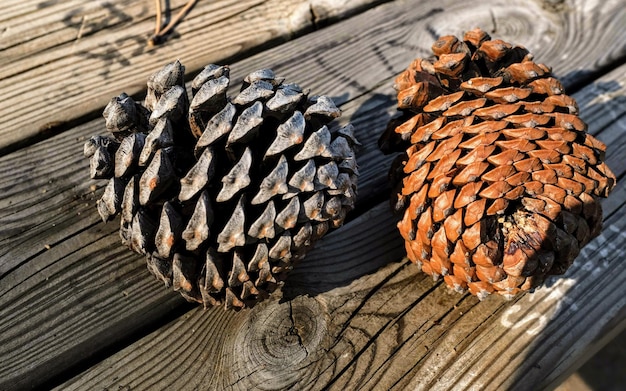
[58, 40, 626, 391]
[1, 0, 625, 389]
[0, 221, 188, 390]
[56, 198, 626, 390]
[220, 0, 626, 207]
[0, 0, 385, 154]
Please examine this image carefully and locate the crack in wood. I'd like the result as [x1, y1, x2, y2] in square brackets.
[325, 281, 442, 388]
[331, 260, 411, 344]
[288, 300, 309, 356]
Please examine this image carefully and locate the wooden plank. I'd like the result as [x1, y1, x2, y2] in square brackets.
[0, 0, 384, 154]
[8, 0, 623, 281]
[56, 78, 626, 388]
[57, 49, 626, 391]
[1, 0, 625, 388]
[0, 228, 188, 387]
[55, 194, 626, 390]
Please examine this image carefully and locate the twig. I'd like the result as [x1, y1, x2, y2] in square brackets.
[154, 0, 162, 37]
[148, 0, 198, 47]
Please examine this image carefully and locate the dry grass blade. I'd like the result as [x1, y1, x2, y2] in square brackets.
[149, 0, 199, 46]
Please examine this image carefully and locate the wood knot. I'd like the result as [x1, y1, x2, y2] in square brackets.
[232, 296, 329, 389]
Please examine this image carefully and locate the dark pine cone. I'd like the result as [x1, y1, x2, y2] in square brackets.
[379, 28, 616, 299]
[84, 61, 359, 309]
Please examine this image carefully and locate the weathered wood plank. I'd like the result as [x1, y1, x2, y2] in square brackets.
[233, 0, 626, 103]
[0, 0, 385, 154]
[56, 86, 626, 389]
[55, 192, 626, 390]
[0, 228, 188, 388]
[7, 0, 623, 283]
[56, 51, 626, 391]
[1, 0, 625, 389]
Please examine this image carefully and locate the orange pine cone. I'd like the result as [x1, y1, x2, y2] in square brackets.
[379, 28, 616, 299]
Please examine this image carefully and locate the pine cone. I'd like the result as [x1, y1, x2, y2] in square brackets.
[85, 61, 359, 309]
[379, 29, 616, 299]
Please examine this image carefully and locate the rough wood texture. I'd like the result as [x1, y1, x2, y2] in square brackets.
[56, 57, 626, 390]
[0, 0, 385, 154]
[0, 0, 625, 389]
[56, 208, 626, 391]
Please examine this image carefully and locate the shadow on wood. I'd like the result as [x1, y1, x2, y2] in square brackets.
[57, 57, 626, 391]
